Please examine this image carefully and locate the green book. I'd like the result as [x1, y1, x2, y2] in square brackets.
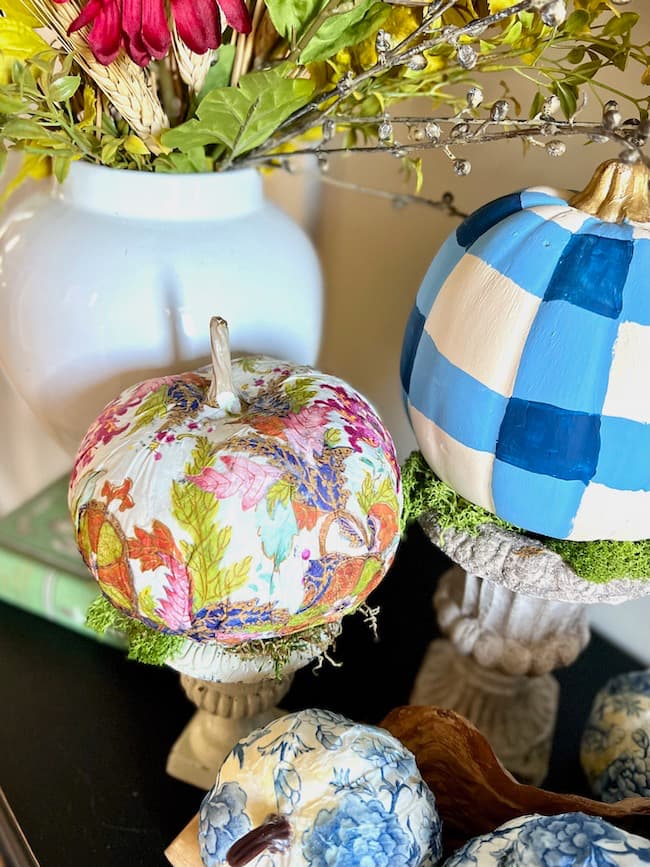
[0, 476, 125, 648]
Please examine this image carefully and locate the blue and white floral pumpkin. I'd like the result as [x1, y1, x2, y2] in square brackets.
[582, 669, 650, 803]
[199, 708, 442, 867]
[401, 159, 650, 541]
[444, 812, 650, 866]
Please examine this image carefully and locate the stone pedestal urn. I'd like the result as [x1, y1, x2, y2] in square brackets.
[166, 626, 339, 790]
[411, 515, 650, 785]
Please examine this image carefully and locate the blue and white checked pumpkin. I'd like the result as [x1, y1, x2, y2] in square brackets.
[401, 159, 650, 541]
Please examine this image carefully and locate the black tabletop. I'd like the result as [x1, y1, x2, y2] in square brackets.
[0, 525, 643, 866]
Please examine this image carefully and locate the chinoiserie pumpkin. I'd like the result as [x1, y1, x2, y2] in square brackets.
[198, 709, 442, 867]
[69, 319, 401, 645]
[401, 159, 650, 542]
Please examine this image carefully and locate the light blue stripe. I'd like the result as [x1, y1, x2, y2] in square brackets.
[407, 331, 507, 452]
[415, 232, 466, 316]
[492, 459, 585, 538]
[467, 210, 573, 300]
[512, 299, 619, 414]
[595, 415, 650, 491]
[519, 188, 568, 209]
[578, 217, 634, 241]
[620, 237, 650, 325]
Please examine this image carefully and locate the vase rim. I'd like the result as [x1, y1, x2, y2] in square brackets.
[56, 161, 264, 221]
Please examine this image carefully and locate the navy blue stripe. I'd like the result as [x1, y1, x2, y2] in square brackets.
[456, 192, 523, 249]
[496, 398, 600, 483]
[400, 305, 425, 394]
[545, 233, 633, 319]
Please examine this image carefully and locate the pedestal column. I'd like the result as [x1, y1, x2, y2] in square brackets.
[412, 567, 589, 784]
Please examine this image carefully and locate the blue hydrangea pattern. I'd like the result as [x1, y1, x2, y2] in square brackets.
[302, 794, 411, 867]
[444, 813, 650, 866]
[198, 781, 252, 867]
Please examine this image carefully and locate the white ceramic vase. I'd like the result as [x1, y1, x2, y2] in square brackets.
[0, 163, 323, 455]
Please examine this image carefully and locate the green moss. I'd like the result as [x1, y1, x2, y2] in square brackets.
[86, 596, 186, 665]
[86, 595, 339, 675]
[547, 538, 650, 585]
[401, 451, 515, 536]
[401, 451, 650, 585]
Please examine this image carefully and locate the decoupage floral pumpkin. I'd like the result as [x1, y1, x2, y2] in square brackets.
[401, 159, 650, 541]
[69, 319, 401, 645]
[198, 708, 442, 867]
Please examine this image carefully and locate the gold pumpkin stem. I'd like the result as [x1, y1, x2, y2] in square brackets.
[206, 317, 242, 413]
[569, 158, 650, 224]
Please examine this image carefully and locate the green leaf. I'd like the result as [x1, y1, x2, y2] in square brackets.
[130, 385, 169, 433]
[300, 0, 390, 64]
[266, 478, 293, 517]
[554, 81, 577, 119]
[528, 90, 544, 119]
[284, 377, 318, 413]
[264, 0, 328, 43]
[198, 44, 236, 100]
[1, 117, 54, 139]
[216, 556, 253, 598]
[563, 10, 589, 35]
[501, 20, 522, 46]
[0, 90, 26, 113]
[48, 74, 80, 102]
[52, 154, 71, 183]
[162, 67, 315, 158]
[602, 12, 638, 38]
[566, 46, 585, 65]
[324, 428, 341, 447]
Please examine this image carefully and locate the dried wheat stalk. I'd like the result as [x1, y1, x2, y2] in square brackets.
[171, 19, 214, 94]
[25, 0, 169, 152]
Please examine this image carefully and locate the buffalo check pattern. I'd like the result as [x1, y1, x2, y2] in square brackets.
[401, 186, 650, 541]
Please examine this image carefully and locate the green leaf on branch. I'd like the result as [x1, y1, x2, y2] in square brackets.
[2, 117, 56, 140]
[0, 91, 27, 113]
[602, 12, 638, 38]
[197, 44, 236, 101]
[48, 74, 80, 103]
[300, 0, 389, 63]
[162, 66, 315, 158]
[265, 0, 329, 45]
[554, 81, 578, 119]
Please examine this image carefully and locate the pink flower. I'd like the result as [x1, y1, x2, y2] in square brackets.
[55, 0, 251, 67]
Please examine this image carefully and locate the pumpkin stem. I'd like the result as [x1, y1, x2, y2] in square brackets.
[226, 815, 292, 866]
[569, 158, 650, 224]
[206, 316, 242, 413]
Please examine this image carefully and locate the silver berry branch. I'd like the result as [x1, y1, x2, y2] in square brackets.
[237, 0, 572, 166]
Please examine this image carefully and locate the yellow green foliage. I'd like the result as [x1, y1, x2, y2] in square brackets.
[0, 0, 648, 176]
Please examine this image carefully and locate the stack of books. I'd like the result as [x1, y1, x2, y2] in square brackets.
[0, 476, 124, 647]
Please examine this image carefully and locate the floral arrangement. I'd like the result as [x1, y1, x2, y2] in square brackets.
[0, 0, 648, 187]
